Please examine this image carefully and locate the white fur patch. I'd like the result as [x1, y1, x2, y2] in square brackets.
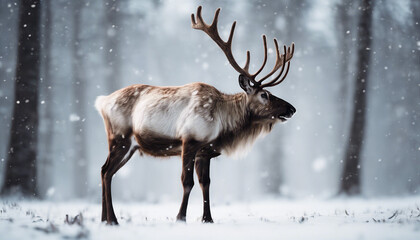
[94, 95, 107, 113]
[132, 86, 221, 141]
[133, 94, 184, 137]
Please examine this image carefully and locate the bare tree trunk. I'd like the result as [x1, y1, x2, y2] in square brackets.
[38, 0, 54, 197]
[104, 0, 123, 92]
[340, 0, 374, 195]
[1, 0, 41, 197]
[335, 0, 353, 127]
[72, 1, 88, 198]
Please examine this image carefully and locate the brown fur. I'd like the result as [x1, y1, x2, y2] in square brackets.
[134, 130, 182, 157]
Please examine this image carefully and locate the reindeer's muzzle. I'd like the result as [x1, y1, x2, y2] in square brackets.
[278, 104, 296, 122]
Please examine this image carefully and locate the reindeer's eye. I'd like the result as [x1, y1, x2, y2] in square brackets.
[261, 92, 268, 99]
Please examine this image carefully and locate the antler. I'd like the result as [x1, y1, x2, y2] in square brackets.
[191, 6, 295, 88]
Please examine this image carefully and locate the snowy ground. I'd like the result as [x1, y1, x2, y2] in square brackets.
[1, 197, 420, 240]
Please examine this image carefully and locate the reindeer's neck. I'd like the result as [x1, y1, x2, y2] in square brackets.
[217, 92, 249, 132]
[214, 92, 273, 158]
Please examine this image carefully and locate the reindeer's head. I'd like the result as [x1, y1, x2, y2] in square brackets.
[239, 75, 295, 123]
[191, 6, 296, 123]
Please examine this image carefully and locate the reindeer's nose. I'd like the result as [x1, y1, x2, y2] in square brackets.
[278, 106, 295, 120]
[284, 105, 296, 118]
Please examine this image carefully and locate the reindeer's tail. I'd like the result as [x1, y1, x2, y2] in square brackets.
[95, 95, 108, 113]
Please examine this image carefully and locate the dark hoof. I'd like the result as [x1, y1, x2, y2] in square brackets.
[104, 220, 119, 226]
[176, 214, 186, 222]
[202, 217, 214, 223]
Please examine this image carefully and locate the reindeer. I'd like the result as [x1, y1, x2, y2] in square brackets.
[95, 6, 296, 225]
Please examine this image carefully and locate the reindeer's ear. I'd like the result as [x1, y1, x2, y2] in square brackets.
[238, 74, 254, 94]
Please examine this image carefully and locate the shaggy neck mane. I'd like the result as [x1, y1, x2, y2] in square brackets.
[214, 92, 273, 157]
[217, 93, 248, 132]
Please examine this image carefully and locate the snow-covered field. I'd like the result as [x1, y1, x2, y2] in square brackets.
[1, 197, 420, 240]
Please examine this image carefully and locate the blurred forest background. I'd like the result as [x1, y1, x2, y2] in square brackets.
[0, 0, 419, 203]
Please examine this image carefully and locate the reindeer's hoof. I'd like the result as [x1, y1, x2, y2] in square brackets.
[104, 220, 119, 226]
[202, 216, 214, 223]
[176, 214, 186, 222]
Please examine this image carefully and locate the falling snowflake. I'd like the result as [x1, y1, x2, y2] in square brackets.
[69, 114, 81, 122]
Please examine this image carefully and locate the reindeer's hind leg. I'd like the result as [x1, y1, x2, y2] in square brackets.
[101, 134, 134, 225]
[100, 114, 138, 225]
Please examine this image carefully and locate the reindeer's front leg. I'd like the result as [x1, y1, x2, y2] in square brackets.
[195, 147, 220, 223]
[195, 154, 212, 223]
[176, 140, 200, 222]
